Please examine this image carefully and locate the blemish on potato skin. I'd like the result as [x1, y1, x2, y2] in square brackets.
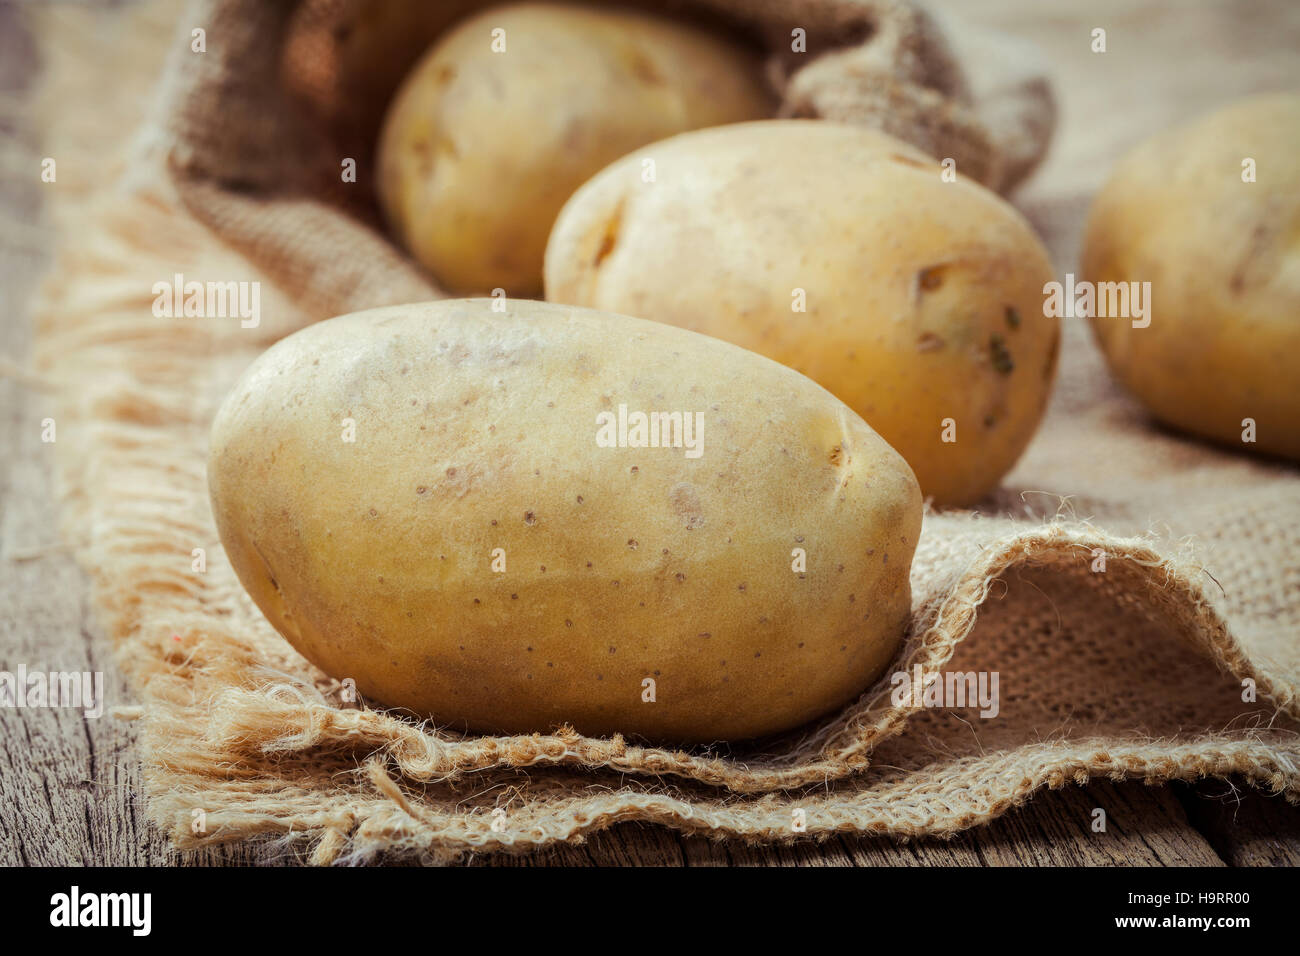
[523, 510, 537, 525]
[1005, 306, 1022, 329]
[592, 197, 625, 268]
[916, 331, 945, 352]
[410, 139, 434, 177]
[989, 334, 1015, 374]
[918, 265, 945, 292]
[669, 481, 705, 530]
[888, 152, 930, 170]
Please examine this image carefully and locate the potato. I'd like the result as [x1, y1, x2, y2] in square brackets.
[1081, 92, 1300, 461]
[208, 299, 921, 743]
[545, 120, 1059, 506]
[375, 2, 774, 298]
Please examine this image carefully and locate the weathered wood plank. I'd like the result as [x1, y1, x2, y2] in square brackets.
[1176, 782, 1300, 867]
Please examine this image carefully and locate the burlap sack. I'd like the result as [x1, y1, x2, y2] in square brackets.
[22, 0, 1299, 864]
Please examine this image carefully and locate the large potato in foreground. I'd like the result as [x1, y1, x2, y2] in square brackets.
[545, 121, 1059, 506]
[1082, 92, 1300, 460]
[209, 300, 921, 744]
[376, 2, 773, 297]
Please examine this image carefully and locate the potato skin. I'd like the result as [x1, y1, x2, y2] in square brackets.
[208, 300, 921, 744]
[545, 120, 1059, 506]
[376, 2, 773, 298]
[1081, 92, 1300, 461]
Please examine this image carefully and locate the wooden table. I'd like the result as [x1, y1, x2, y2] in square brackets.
[2, 0, 1298, 866]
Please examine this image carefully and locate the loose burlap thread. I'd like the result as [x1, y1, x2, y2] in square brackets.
[20, 0, 1300, 864]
